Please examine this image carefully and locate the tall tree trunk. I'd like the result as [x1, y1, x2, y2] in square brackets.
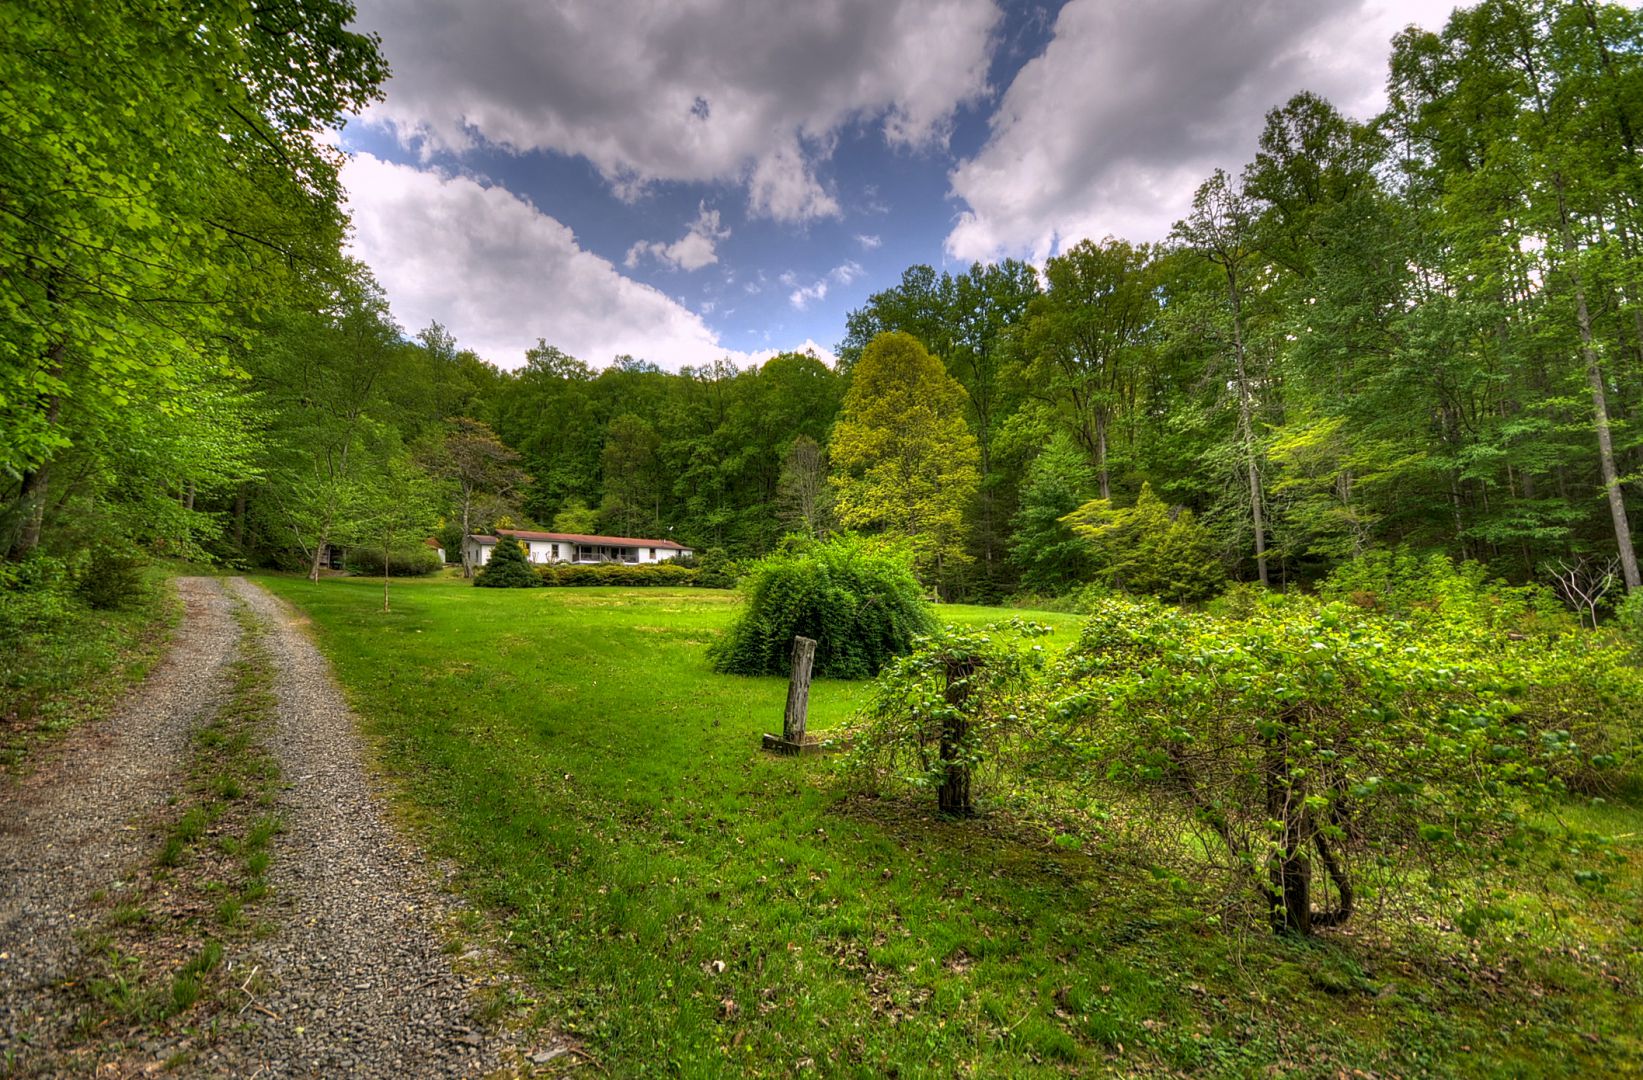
[9, 344, 66, 560]
[1095, 411, 1111, 501]
[233, 485, 247, 550]
[460, 489, 474, 578]
[13, 459, 53, 559]
[1226, 267, 1270, 586]
[1558, 182, 1641, 591]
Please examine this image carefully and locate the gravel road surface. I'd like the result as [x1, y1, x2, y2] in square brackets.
[0, 577, 504, 1077]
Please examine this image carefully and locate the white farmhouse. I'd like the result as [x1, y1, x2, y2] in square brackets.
[464, 529, 693, 567]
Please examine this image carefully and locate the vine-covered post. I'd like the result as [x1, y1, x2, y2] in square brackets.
[763, 636, 822, 755]
[783, 636, 817, 742]
[939, 656, 979, 816]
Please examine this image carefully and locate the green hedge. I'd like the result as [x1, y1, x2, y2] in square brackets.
[538, 561, 699, 587]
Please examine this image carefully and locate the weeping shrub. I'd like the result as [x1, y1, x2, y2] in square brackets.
[709, 535, 934, 679]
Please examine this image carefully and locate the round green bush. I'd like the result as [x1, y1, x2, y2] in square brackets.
[473, 535, 539, 588]
[708, 535, 934, 679]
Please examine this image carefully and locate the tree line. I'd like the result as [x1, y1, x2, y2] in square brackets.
[4, 0, 1639, 618]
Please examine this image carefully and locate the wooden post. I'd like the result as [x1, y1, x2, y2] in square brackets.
[939, 657, 978, 817]
[763, 636, 825, 755]
[783, 636, 816, 742]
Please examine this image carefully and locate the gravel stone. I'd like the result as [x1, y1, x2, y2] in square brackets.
[0, 577, 504, 1077]
[217, 577, 499, 1077]
[1, 576, 239, 1065]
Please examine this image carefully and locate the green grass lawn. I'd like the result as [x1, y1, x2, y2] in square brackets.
[258, 573, 1643, 1078]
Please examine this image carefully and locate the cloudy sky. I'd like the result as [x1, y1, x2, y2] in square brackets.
[339, 0, 1453, 371]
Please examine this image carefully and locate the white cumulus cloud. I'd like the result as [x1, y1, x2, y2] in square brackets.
[945, 0, 1453, 262]
[785, 261, 864, 310]
[625, 203, 731, 272]
[343, 153, 809, 370]
[358, 0, 1002, 223]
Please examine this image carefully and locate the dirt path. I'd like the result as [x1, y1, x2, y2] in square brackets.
[1, 577, 240, 1061]
[1, 577, 505, 1077]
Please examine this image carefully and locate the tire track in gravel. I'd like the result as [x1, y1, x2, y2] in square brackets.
[203, 577, 501, 1079]
[0, 576, 241, 1068]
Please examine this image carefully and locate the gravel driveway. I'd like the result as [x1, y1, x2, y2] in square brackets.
[1, 576, 238, 1062]
[1, 577, 504, 1077]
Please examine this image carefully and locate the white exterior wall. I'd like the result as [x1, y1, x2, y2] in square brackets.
[466, 537, 693, 565]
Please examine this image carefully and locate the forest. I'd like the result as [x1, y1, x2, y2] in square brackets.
[4, 0, 1643, 622]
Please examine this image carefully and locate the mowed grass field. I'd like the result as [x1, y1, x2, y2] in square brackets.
[258, 574, 1642, 1078]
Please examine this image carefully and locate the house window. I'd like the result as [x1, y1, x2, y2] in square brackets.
[648, 548, 655, 559]
[551, 543, 559, 560]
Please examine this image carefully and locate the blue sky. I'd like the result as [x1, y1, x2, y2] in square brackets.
[339, 0, 1447, 370]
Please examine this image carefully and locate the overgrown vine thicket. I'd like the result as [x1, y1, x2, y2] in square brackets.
[852, 555, 1642, 936]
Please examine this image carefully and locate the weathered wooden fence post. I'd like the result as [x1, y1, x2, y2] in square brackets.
[783, 635, 816, 742]
[763, 636, 821, 755]
[938, 656, 978, 816]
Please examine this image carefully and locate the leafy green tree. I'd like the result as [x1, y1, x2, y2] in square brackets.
[599, 413, 662, 536]
[776, 435, 832, 538]
[551, 497, 600, 535]
[1009, 432, 1097, 593]
[841, 262, 1038, 591]
[0, 0, 385, 556]
[419, 417, 528, 577]
[1020, 239, 1158, 500]
[252, 267, 402, 581]
[1173, 171, 1274, 587]
[491, 344, 600, 521]
[1062, 484, 1225, 602]
[345, 453, 439, 612]
[830, 333, 981, 590]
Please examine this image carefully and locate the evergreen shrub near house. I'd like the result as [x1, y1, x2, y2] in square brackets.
[346, 545, 442, 577]
[539, 562, 697, 587]
[472, 535, 538, 588]
[710, 535, 934, 680]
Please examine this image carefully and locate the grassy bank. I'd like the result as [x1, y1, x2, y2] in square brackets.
[0, 567, 180, 774]
[260, 573, 1642, 1077]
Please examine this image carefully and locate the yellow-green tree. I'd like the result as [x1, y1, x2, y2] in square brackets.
[830, 332, 980, 588]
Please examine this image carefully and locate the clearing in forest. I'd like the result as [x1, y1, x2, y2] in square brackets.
[259, 573, 1643, 1078]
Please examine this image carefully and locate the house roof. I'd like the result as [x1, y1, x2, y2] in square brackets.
[469, 529, 690, 550]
